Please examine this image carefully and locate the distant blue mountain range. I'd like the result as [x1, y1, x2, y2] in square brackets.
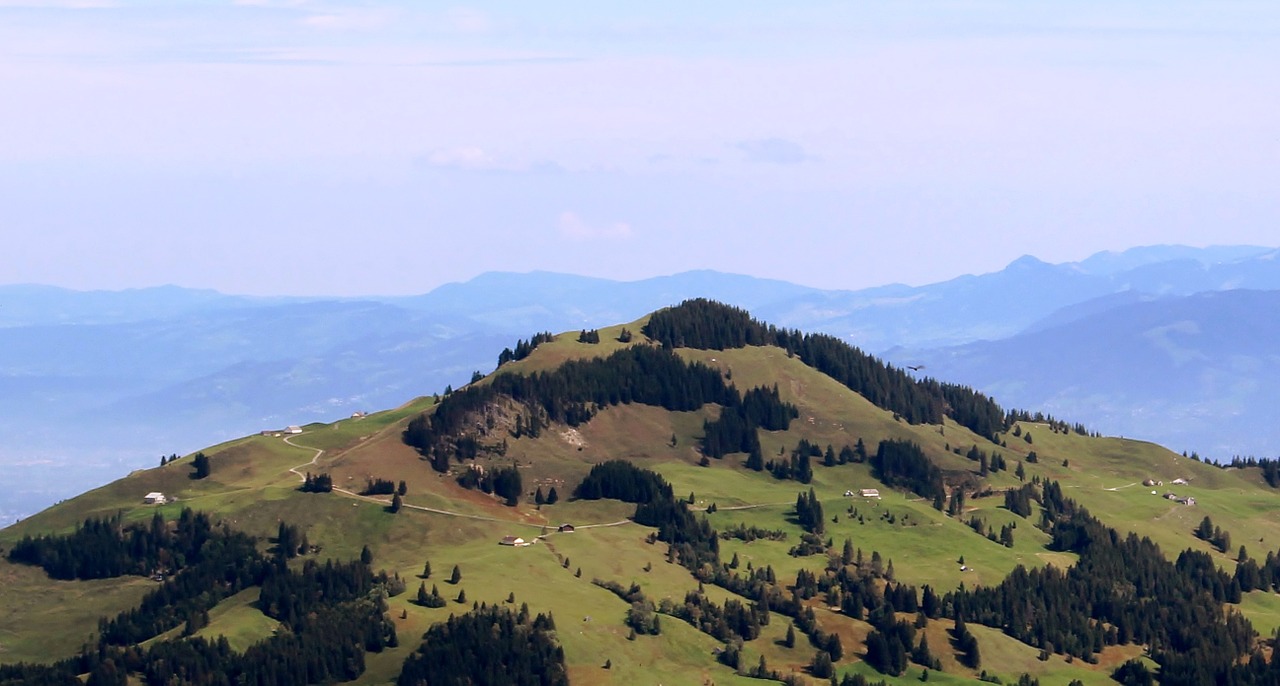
[2, 244, 1278, 524]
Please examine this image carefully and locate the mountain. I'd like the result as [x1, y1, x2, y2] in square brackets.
[392, 269, 825, 328]
[5, 244, 1280, 524]
[761, 245, 1280, 352]
[891, 289, 1280, 459]
[0, 283, 303, 328]
[1071, 244, 1275, 276]
[3, 300, 1278, 685]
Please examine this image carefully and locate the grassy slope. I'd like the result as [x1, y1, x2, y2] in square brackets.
[0, 557, 154, 662]
[2, 331, 1278, 684]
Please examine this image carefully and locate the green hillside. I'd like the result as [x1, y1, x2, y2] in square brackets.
[2, 301, 1279, 685]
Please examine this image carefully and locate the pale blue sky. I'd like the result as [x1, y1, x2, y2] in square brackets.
[2, 1, 1277, 295]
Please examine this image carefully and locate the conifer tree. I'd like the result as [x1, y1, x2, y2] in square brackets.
[191, 452, 211, 479]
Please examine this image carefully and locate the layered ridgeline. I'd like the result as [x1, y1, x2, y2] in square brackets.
[3, 300, 1280, 685]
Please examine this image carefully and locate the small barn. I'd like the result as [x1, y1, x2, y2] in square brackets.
[557, 524, 576, 533]
[144, 492, 167, 505]
[499, 536, 531, 547]
[859, 488, 881, 499]
[285, 426, 303, 434]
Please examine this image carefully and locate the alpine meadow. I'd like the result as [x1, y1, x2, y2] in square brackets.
[4, 300, 1280, 685]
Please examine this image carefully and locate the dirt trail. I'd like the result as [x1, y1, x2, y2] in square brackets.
[284, 433, 548, 530]
[282, 434, 792, 535]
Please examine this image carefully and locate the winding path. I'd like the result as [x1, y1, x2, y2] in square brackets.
[281, 434, 807, 537]
[284, 434, 324, 482]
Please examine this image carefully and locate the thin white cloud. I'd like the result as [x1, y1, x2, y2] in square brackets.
[557, 211, 632, 241]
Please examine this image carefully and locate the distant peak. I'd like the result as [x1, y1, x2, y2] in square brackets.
[1006, 254, 1049, 270]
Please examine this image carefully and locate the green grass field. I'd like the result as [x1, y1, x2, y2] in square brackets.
[4, 337, 1280, 684]
[0, 558, 154, 663]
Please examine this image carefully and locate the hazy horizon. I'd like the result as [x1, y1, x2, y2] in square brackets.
[4, 243, 1278, 299]
[3, 2, 1277, 296]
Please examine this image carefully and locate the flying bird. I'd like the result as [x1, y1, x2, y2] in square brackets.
[907, 365, 925, 371]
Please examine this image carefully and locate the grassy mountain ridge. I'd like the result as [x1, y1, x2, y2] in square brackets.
[2, 302, 1279, 685]
[9, 245, 1280, 526]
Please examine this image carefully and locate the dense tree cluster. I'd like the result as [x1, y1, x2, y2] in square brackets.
[457, 463, 523, 506]
[98, 535, 264, 646]
[870, 439, 945, 502]
[574, 459, 674, 502]
[661, 589, 768, 642]
[396, 605, 568, 686]
[764, 440, 820, 483]
[793, 488, 825, 535]
[406, 345, 740, 471]
[951, 613, 981, 668]
[191, 452, 211, 479]
[298, 472, 333, 493]
[864, 611, 923, 676]
[787, 532, 827, 557]
[635, 496, 721, 571]
[1225, 456, 1280, 488]
[946, 480, 1268, 683]
[1004, 483, 1037, 517]
[642, 299, 1008, 439]
[4, 514, 399, 686]
[415, 582, 447, 608]
[360, 477, 398, 496]
[700, 385, 798, 460]
[570, 459, 723, 574]
[273, 521, 305, 560]
[9, 509, 222, 581]
[258, 558, 386, 629]
[923, 381, 1004, 443]
[576, 329, 600, 344]
[105, 593, 393, 686]
[496, 331, 556, 367]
